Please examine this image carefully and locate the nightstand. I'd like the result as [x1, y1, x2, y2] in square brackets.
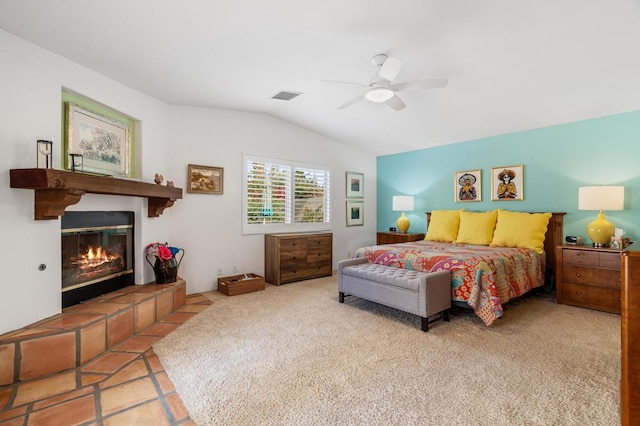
[376, 232, 425, 245]
[555, 245, 622, 314]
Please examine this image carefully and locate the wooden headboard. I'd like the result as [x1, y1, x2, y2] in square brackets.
[425, 211, 566, 271]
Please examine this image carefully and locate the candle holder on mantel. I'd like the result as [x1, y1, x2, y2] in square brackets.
[36, 139, 53, 169]
[69, 153, 83, 173]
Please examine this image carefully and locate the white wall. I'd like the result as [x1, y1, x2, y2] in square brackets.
[167, 107, 377, 294]
[0, 30, 377, 334]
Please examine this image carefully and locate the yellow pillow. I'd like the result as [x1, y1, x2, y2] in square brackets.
[425, 210, 462, 242]
[490, 210, 552, 253]
[454, 210, 498, 245]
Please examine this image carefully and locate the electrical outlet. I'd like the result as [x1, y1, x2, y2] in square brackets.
[217, 266, 223, 276]
[233, 265, 238, 274]
[347, 251, 351, 258]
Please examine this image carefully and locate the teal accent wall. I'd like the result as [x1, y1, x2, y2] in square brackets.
[377, 110, 640, 242]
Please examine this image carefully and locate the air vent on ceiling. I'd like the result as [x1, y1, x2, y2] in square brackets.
[270, 91, 302, 101]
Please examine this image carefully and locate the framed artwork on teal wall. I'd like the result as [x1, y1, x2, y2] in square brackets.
[455, 169, 482, 202]
[491, 165, 523, 201]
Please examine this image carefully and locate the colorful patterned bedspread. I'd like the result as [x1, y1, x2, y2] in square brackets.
[353, 241, 545, 325]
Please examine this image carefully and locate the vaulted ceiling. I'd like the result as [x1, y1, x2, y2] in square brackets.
[2, 0, 640, 155]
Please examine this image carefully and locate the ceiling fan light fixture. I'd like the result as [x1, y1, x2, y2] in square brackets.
[365, 87, 394, 103]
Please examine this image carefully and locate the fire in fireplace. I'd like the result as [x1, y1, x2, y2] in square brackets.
[61, 211, 134, 308]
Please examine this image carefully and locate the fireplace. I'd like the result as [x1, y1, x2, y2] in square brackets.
[61, 211, 134, 308]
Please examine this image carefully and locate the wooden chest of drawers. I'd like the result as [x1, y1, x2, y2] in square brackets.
[265, 232, 332, 285]
[555, 245, 622, 314]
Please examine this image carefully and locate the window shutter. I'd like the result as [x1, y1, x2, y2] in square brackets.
[294, 167, 330, 223]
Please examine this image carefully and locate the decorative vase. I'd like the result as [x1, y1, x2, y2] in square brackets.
[146, 249, 184, 284]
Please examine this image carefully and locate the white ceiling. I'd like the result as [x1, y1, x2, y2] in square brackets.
[2, 0, 640, 156]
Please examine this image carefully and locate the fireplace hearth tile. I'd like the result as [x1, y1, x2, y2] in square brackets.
[107, 310, 134, 348]
[0, 327, 57, 342]
[156, 291, 174, 319]
[113, 335, 162, 353]
[79, 302, 130, 316]
[80, 320, 106, 364]
[13, 371, 76, 406]
[110, 293, 154, 304]
[0, 344, 15, 386]
[81, 352, 138, 374]
[28, 394, 96, 425]
[134, 298, 156, 333]
[19, 333, 76, 381]
[99, 358, 148, 390]
[99, 376, 157, 417]
[41, 313, 105, 330]
[173, 283, 186, 308]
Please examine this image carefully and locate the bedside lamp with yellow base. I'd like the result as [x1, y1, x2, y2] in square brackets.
[392, 195, 414, 234]
[578, 185, 624, 247]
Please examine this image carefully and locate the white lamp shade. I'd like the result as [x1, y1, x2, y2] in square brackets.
[578, 186, 624, 211]
[392, 195, 414, 212]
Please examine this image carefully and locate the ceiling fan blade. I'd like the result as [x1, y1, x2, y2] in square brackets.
[378, 56, 402, 81]
[321, 79, 367, 87]
[385, 95, 406, 111]
[391, 78, 448, 92]
[337, 94, 366, 110]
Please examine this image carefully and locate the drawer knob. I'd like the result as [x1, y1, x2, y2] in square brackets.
[575, 273, 581, 277]
[576, 291, 582, 295]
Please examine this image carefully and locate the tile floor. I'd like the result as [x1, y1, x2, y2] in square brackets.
[0, 292, 212, 425]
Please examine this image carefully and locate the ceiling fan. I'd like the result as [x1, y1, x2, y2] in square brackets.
[324, 54, 448, 111]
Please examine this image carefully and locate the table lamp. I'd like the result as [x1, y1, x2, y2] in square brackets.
[392, 195, 414, 233]
[578, 186, 624, 247]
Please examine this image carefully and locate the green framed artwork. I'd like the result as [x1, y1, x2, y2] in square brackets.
[64, 102, 132, 177]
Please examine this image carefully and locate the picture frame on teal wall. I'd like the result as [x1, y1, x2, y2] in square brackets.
[455, 169, 482, 202]
[491, 165, 524, 201]
[346, 200, 364, 226]
[346, 171, 364, 198]
[65, 103, 131, 177]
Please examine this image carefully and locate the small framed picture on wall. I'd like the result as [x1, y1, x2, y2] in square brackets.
[346, 171, 364, 198]
[346, 200, 364, 226]
[454, 169, 482, 202]
[491, 165, 524, 201]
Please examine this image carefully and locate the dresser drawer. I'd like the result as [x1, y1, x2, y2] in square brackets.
[563, 249, 620, 268]
[599, 252, 621, 269]
[563, 250, 599, 266]
[562, 265, 621, 290]
[280, 238, 307, 252]
[562, 282, 621, 314]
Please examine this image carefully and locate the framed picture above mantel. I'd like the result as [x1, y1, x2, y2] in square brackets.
[64, 102, 132, 177]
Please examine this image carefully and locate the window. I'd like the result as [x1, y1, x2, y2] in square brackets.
[243, 154, 331, 234]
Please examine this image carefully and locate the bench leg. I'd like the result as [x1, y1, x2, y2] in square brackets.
[339, 292, 345, 303]
[420, 317, 429, 332]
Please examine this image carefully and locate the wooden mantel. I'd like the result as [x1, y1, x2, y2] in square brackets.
[10, 168, 183, 220]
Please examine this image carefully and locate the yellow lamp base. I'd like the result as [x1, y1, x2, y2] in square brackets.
[586, 212, 615, 247]
[396, 212, 410, 233]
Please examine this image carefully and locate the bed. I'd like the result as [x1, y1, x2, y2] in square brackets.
[353, 210, 565, 325]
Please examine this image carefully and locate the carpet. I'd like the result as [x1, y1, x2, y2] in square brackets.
[153, 275, 620, 425]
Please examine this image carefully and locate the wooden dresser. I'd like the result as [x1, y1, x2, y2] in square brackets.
[265, 232, 332, 285]
[621, 249, 639, 425]
[376, 232, 425, 245]
[555, 245, 622, 314]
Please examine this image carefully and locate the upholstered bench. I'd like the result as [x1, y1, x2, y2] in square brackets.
[338, 258, 451, 332]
